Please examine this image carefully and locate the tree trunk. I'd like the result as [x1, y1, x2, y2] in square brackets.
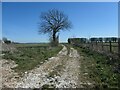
[53, 31, 56, 43]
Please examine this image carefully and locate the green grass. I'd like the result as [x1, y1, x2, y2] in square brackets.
[2, 43, 62, 74]
[14, 43, 49, 47]
[73, 45, 120, 89]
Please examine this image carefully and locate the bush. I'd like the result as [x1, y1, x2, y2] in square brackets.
[2, 37, 11, 44]
[50, 41, 58, 47]
[49, 38, 59, 47]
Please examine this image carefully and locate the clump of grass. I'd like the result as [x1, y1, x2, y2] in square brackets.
[42, 84, 55, 89]
[48, 64, 63, 78]
[2, 44, 62, 74]
[48, 71, 58, 78]
[74, 45, 120, 89]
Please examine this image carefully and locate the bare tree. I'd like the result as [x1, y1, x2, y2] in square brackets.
[39, 9, 72, 46]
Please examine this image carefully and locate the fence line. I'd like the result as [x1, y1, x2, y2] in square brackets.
[74, 41, 119, 58]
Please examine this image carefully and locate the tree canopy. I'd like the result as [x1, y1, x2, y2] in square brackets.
[39, 9, 72, 46]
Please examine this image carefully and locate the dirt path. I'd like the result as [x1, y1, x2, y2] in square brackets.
[2, 45, 91, 88]
[53, 47, 81, 88]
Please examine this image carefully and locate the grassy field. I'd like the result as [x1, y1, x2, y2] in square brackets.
[73, 45, 120, 89]
[2, 43, 62, 74]
[14, 43, 49, 47]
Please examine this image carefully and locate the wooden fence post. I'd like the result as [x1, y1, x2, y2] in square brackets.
[96, 41, 97, 50]
[109, 41, 112, 53]
[91, 42, 94, 49]
[102, 41, 104, 51]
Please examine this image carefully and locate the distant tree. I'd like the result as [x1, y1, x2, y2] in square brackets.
[39, 9, 72, 46]
[80, 38, 87, 43]
[111, 37, 118, 42]
[104, 37, 111, 42]
[2, 37, 7, 42]
[98, 37, 103, 42]
[2, 37, 11, 44]
[68, 38, 71, 44]
[104, 38, 107, 42]
[90, 38, 98, 42]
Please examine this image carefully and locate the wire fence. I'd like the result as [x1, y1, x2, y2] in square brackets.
[73, 41, 119, 59]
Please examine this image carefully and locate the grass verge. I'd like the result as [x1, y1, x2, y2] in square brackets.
[73, 45, 120, 89]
